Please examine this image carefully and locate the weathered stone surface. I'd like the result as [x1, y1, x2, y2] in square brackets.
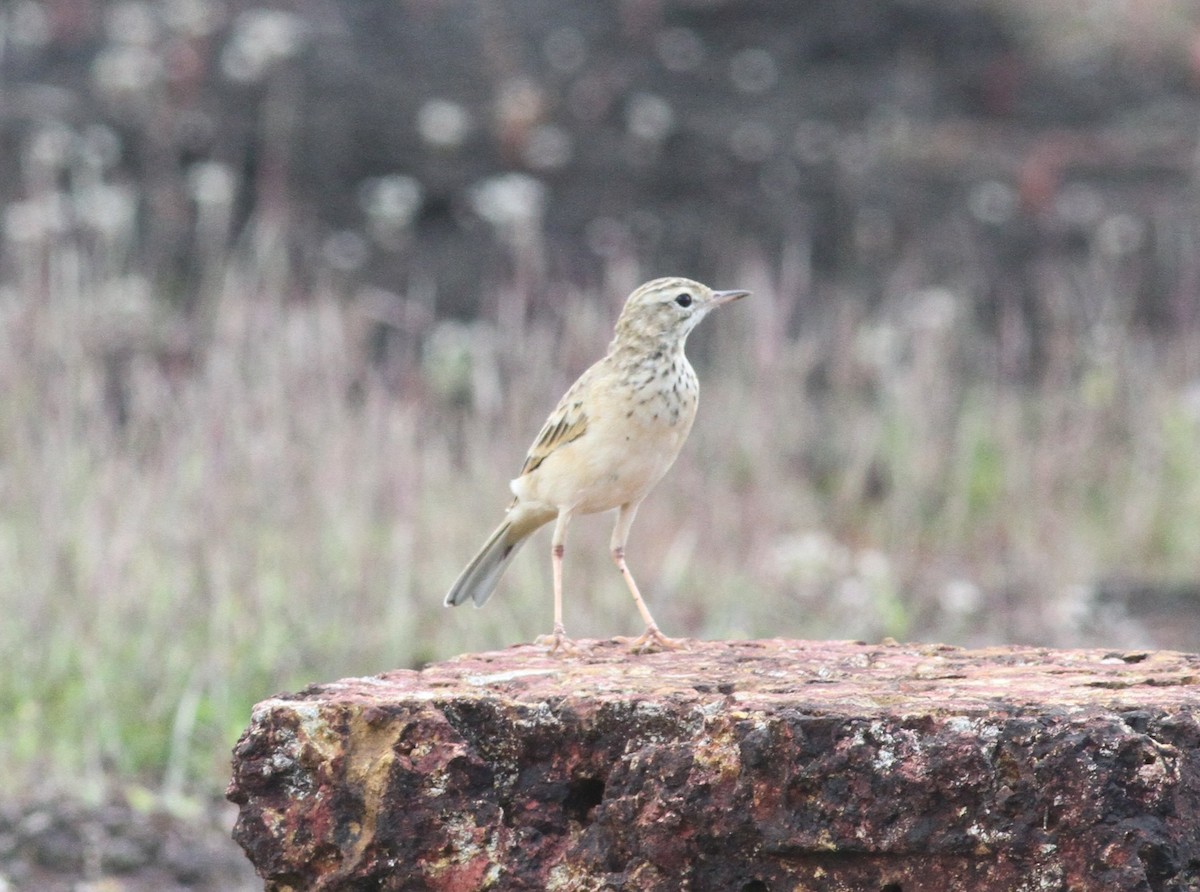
[227, 639, 1200, 891]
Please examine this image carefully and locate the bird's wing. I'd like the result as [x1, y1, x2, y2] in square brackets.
[516, 372, 595, 477]
[517, 400, 589, 476]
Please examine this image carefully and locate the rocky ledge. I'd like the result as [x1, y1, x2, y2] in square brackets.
[227, 639, 1200, 891]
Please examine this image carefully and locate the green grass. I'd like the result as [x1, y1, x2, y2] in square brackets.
[4, 213, 1200, 805]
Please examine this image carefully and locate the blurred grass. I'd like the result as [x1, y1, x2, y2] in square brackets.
[5, 240, 1200, 802]
[4, 164, 1200, 806]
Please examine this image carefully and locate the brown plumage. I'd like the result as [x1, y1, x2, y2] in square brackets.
[444, 277, 749, 652]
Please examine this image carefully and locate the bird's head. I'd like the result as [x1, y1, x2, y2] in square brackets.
[613, 277, 749, 348]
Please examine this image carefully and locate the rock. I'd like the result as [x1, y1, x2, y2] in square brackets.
[227, 639, 1200, 891]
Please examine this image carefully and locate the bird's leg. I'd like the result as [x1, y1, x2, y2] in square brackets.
[535, 509, 579, 654]
[610, 501, 684, 653]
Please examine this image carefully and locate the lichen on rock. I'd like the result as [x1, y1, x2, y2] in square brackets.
[228, 639, 1200, 891]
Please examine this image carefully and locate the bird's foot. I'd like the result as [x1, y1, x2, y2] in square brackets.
[535, 624, 580, 655]
[619, 626, 686, 654]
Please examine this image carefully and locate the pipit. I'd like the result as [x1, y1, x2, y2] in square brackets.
[444, 277, 749, 652]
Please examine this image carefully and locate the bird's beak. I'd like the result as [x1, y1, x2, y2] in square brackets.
[711, 289, 751, 306]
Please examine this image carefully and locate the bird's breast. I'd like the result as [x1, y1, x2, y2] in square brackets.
[620, 352, 699, 428]
[511, 356, 700, 514]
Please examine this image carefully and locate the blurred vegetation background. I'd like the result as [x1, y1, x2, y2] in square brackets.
[3, 0, 1200, 817]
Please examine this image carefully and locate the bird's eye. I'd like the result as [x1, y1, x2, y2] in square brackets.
[674, 293, 693, 308]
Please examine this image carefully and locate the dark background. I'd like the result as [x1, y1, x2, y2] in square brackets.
[6, 0, 1199, 338]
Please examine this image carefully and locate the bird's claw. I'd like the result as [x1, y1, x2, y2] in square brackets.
[619, 627, 686, 654]
[535, 624, 580, 655]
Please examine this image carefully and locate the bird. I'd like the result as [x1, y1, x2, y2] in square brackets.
[444, 276, 749, 652]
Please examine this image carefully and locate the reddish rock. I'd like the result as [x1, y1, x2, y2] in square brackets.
[227, 639, 1200, 891]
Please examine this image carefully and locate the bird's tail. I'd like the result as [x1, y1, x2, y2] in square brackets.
[444, 505, 554, 607]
